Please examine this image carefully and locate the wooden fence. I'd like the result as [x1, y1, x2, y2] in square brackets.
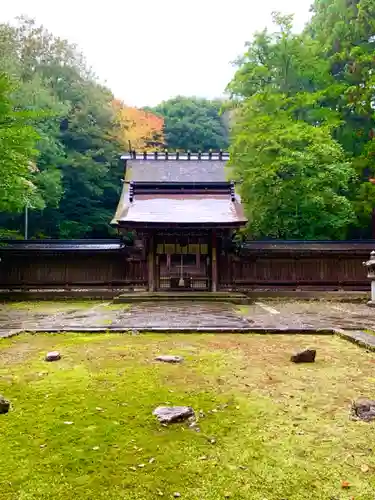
[0, 240, 147, 289]
[0, 239, 373, 291]
[219, 241, 374, 290]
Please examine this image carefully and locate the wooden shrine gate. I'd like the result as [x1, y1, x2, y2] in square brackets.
[155, 232, 210, 291]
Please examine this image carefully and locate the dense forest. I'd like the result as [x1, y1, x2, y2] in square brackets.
[1, 0, 375, 240]
[0, 17, 228, 239]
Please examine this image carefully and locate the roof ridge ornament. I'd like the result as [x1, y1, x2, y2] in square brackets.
[120, 151, 230, 161]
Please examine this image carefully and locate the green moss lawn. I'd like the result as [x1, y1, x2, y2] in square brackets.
[0, 333, 375, 499]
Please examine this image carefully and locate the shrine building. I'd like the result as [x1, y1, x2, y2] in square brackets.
[111, 151, 247, 292]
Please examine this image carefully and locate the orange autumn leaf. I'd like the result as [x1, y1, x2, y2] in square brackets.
[112, 99, 165, 151]
[341, 480, 351, 489]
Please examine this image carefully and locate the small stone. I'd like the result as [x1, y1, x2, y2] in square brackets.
[209, 438, 216, 444]
[149, 457, 155, 464]
[129, 466, 137, 471]
[351, 399, 375, 422]
[138, 463, 145, 468]
[0, 395, 10, 414]
[157, 491, 164, 496]
[290, 349, 316, 363]
[92, 446, 100, 451]
[95, 407, 104, 412]
[40, 444, 47, 449]
[63, 421, 74, 425]
[173, 493, 181, 498]
[153, 406, 195, 424]
[45, 351, 61, 362]
[199, 455, 208, 460]
[155, 355, 184, 364]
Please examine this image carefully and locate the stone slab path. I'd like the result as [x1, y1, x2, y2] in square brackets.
[0, 300, 375, 335]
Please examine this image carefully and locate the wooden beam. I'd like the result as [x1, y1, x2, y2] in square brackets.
[148, 234, 155, 292]
[211, 230, 218, 292]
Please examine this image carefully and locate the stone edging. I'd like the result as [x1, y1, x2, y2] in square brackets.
[334, 328, 375, 351]
[2, 328, 375, 354]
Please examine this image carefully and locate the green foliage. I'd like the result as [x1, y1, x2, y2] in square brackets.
[150, 96, 229, 151]
[0, 17, 123, 238]
[231, 104, 355, 239]
[0, 73, 40, 213]
[308, 0, 375, 235]
[228, 12, 358, 240]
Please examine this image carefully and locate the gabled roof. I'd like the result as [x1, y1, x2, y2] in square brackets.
[125, 159, 228, 183]
[113, 193, 246, 228]
[112, 152, 247, 228]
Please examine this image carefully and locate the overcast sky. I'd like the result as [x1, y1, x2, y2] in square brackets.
[1, 0, 313, 107]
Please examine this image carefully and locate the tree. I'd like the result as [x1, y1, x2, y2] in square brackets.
[309, 0, 375, 235]
[113, 100, 165, 151]
[228, 13, 355, 239]
[0, 73, 40, 213]
[150, 96, 229, 151]
[0, 17, 124, 238]
[231, 99, 354, 239]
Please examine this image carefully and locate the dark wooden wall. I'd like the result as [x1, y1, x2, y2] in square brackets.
[0, 241, 373, 291]
[0, 252, 147, 289]
[218, 242, 373, 290]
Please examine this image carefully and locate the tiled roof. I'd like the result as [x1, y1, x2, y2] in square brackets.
[125, 160, 228, 183]
[241, 241, 375, 253]
[113, 194, 247, 227]
[0, 239, 125, 251]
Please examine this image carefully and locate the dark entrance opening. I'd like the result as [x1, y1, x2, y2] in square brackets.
[156, 233, 210, 291]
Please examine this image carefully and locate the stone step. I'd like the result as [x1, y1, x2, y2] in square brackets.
[113, 291, 248, 304]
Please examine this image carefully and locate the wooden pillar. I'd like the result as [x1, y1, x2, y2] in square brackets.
[148, 233, 155, 292]
[211, 230, 218, 292]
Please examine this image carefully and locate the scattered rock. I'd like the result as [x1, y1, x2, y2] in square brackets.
[351, 399, 375, 422]
[290, 349, 316, 363]
[153, 406, 194, 424]
[0, 395, 10, 414]
[45, 351, 61, 362]
[155, 355, 184, 364]
[173, 493, 181, 498]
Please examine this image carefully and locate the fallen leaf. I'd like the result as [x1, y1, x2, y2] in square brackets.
[341, 480, 350, 489]
[149, 457, 155, 464]
[92, 446, 100, 451]
[138, 463, 145, 468]
[63, 421, 74, 425]
[198, 456, 208, 461]
[129, 466, 136, 471]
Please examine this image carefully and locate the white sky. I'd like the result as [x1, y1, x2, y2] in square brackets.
[1, 0, 312, 107]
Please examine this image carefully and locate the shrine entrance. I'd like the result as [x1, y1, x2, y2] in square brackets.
[155, 232, 210, 291]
